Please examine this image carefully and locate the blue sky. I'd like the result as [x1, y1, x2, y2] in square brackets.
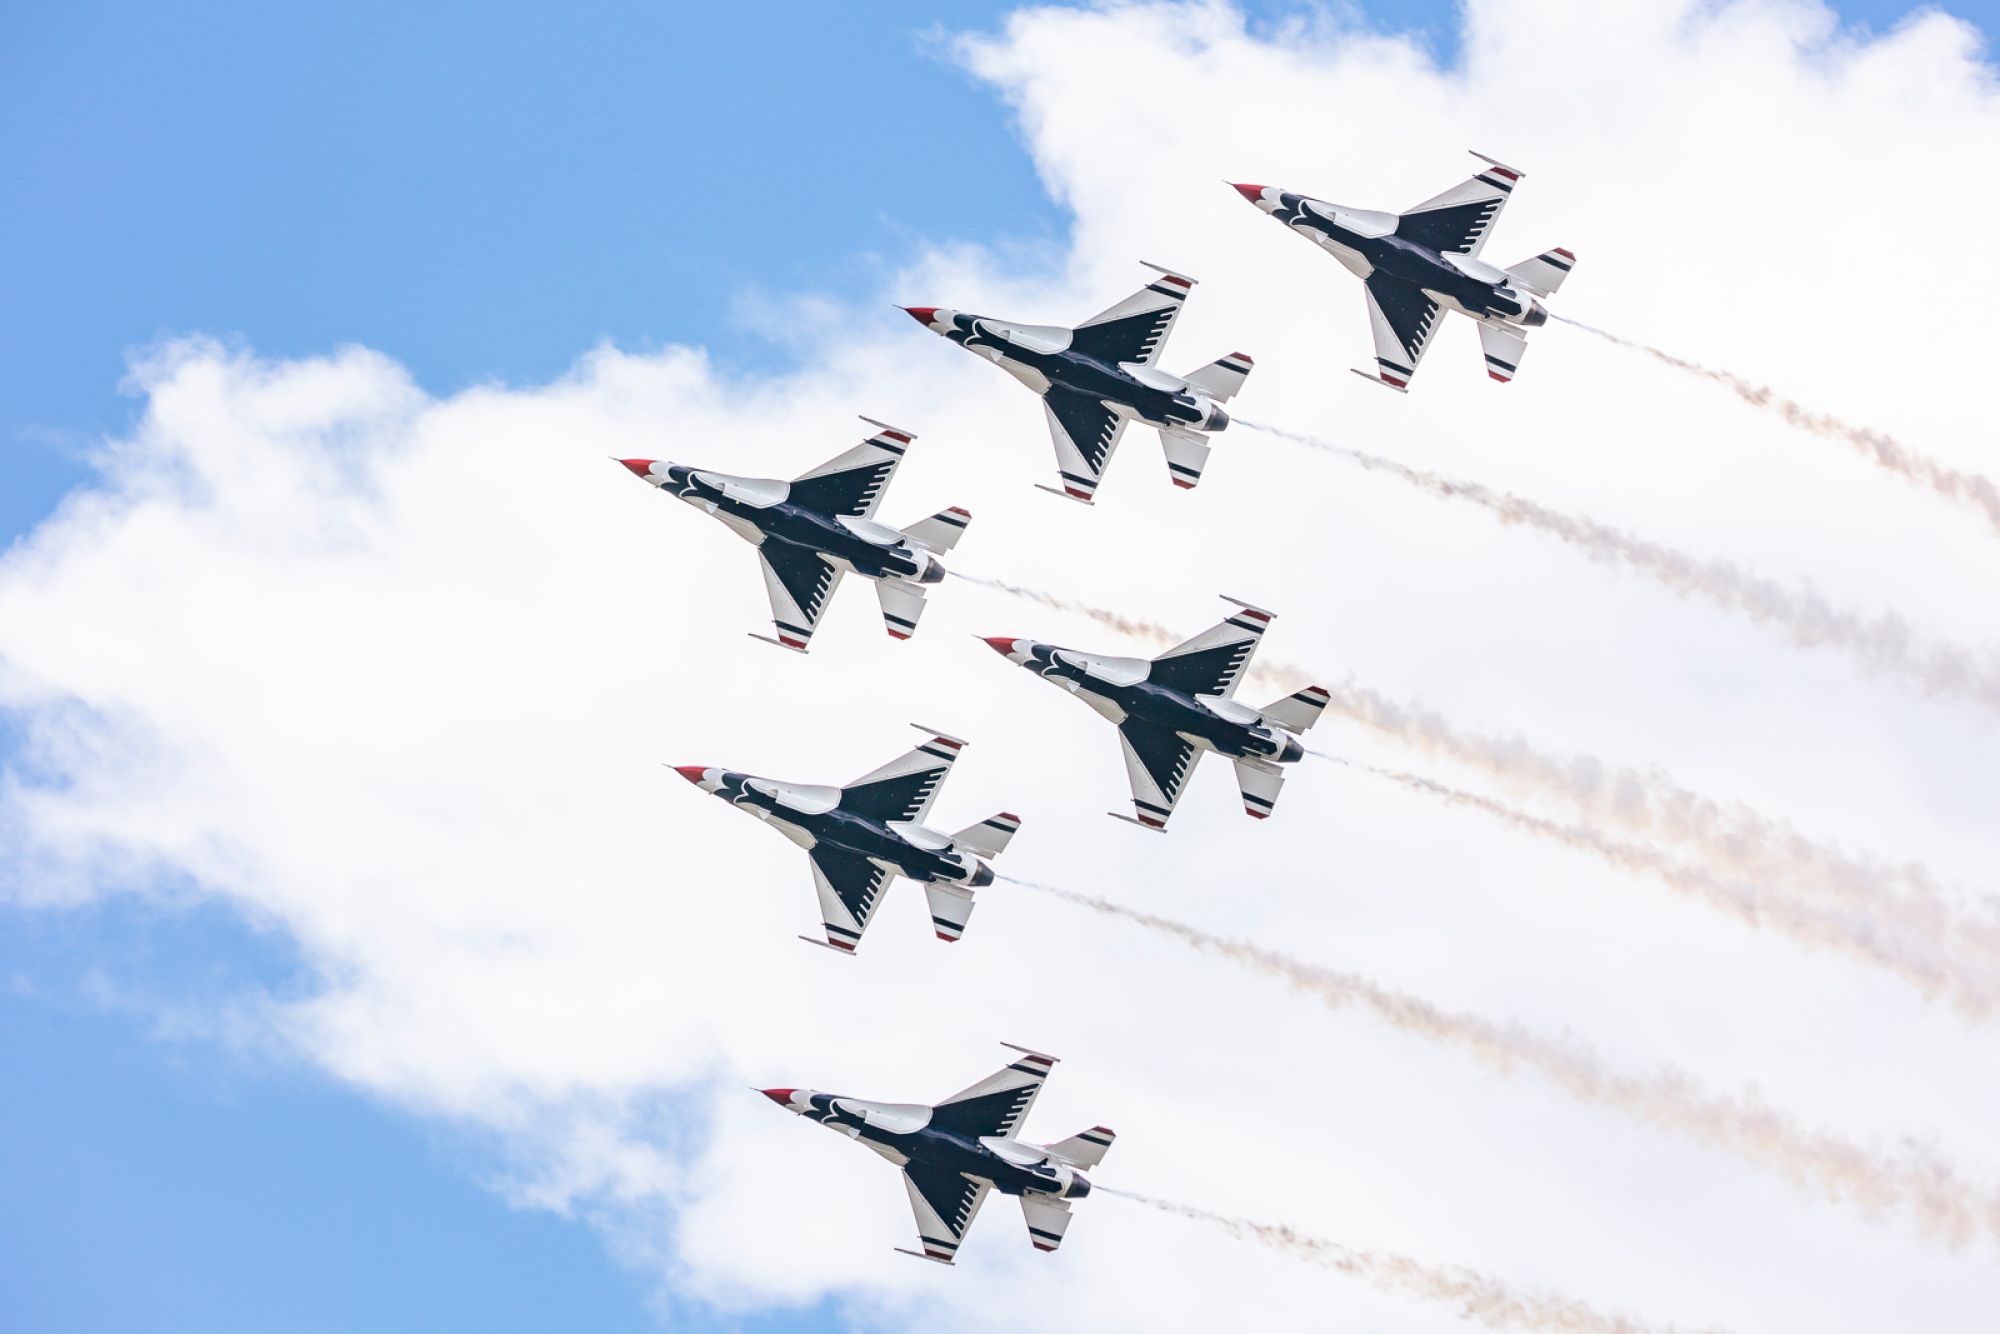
[3, 2, 1992, 1330]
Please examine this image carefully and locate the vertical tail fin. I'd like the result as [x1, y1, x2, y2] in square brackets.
[901, 506, 971, 554]
[1503, 248, 1575, 298]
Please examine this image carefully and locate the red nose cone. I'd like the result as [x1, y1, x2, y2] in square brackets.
[759, 1088, 796, 1107]
[982, 637, 1020, 657]
[901, 306, 940, 327]
[619, 458, 657, 479]
[673, 765, 709, 785]
[1230, 183, 1266, 204]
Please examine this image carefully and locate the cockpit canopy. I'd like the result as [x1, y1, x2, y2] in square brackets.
[746, 779, 842, 814]
[834, 1098, 932, 1134]
[1054, 650, 1150, 687]
[693, 470, 787, 508]
[971, 319, 1071, 355]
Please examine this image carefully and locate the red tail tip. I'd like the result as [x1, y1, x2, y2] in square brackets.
[672, 765, 709, 785]
[618, 458, 657, 479]
[759, 1088, 796, 1107]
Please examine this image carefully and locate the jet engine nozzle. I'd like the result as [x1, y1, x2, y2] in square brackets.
[917, 553, 947, 585]
[1203, 403, 1231, 433]
[967, 861, 995, 888]
[1277, 734, 1304, 764]
[1066, 1172, 1092, 1199]
[1521, 299, 1548, 328]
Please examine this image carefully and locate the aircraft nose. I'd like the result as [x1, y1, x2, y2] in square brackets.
[901, 306, 940, 327]
[1230, 183, 1266, 204]
[618, 458, 658, 479]
[758, 1088, 797, 1108]
[672, 765, 711, 786]
[981, 636, 1020, 658]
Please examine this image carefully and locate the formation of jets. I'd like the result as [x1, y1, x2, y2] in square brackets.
[622, 151, 1573, 1265]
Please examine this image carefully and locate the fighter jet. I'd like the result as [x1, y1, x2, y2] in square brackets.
[982, 597, 1330, 829]
[1231, 153, 1575, 391]
[619, 417, 968, 651]
[901, 263, 1253, 502]
[674, 727, 1019, 953]
[759, 1044, 1112, 1264]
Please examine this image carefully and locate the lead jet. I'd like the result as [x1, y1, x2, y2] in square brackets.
[674, 727, 1020, 953]
[619, 417, 968, 651]
[1231, 152, 1575, 390]
[760, 1044, 1112, 1264]
[982, 597, 1331, 829]
[901, 263, 1254, 502]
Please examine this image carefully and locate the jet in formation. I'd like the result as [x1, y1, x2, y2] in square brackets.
[619, 418, 968, 651]
[1232, 152, 1574, 391]
[760, 1044, 1111, 1264]
[902, 263, 1253, 502]
[674, 727, 1019, 953]
[983, 597, 1329, 829]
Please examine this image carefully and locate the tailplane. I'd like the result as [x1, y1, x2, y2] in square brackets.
[1504, 248, 1575, 298]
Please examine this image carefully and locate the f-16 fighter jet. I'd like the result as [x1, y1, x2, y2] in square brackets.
[759, 1044, 1112, 1264]
[1231, 153, 1575, 390]
[674, 727, 1019, 953]
[901, 263, 1253, 502]
[619, 417, 968, 651]
[982, 597, 1330, 829]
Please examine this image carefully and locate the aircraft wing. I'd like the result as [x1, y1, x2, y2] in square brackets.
[1041, 391, 1130, 503]
[1395, 153, 1520, 257]
[1118, 720, 1201, 830]
[1362, 274, 1443, 391]
[900, 1164, 991, 1265]
[1066, 266, 1193, 367]
[928, 1046, 1057, 1139]
[840, 730, 964, 825]
[758, 545, 843, 651]
[785, 420, 912, 518]
[809, 848, 893, 954]
[1147, 600, 1272, 698]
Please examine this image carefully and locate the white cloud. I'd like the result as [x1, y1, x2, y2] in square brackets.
[6, 0, 2000, 1328]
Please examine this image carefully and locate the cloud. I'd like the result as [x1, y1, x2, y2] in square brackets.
[5, 1, 2000, 1330]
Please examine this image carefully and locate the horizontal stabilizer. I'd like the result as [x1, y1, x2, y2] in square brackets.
[1504, 248, 1575, 298]
[1234, 757, 1286, 821]
[876, 577, 929, 641]
[1180, 351, 1254, 403]
[1478, 322, 1530, 384]
[1020, 1194, 1074, 1254]
[923, 881, 975, 943]
[1260, 684, 1331, 733]
[901, 506, 971, 554]
[1159, 427, 1212, 490]
[1044, 1125, 1116, 1168]
[953, 810, 1022, 859]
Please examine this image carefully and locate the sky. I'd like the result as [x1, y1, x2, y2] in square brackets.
[4, 2, 1999, 1331]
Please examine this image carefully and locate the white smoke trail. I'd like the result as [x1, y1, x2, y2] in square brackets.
[1345, 760, 1997, 1019]
[959, 576, 2000, 992]
[1006, 874, 2000, 1248]
[1099, 1187, 1710, 1334]
[1238, 420, 2000, 718]
[1553, 316, 2000, 538]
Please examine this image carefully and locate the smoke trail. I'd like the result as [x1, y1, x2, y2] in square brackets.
[957, 574, 2000, 982]
[1239, 420, 2000, 718]
[1006, 874, 2000, 1248]
[1347, 760, 1998, 1018]
[1320, 678, 2000, 980]
[1554, 316, 2000, 537]
[1100, 1188, 1705, 1334]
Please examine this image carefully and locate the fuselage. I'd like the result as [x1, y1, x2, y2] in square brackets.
[774, 1089, 1092, 1201]
[1255, 189, 1547, 329]
[648, 463, 944, 585]
[683, 767, 991, 887]
[920, 310, 1229, 434]
[997, 640, 1304, 765]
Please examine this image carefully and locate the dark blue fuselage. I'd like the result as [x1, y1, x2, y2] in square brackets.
[713, 773, 970, 885]
[943, 317, 1209, 429]
[1027, 645, 1298, 764]
[1271, 194, 1530, 322]
[661, 465, 932, 583]
[800, 1093, 1085, 1199]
